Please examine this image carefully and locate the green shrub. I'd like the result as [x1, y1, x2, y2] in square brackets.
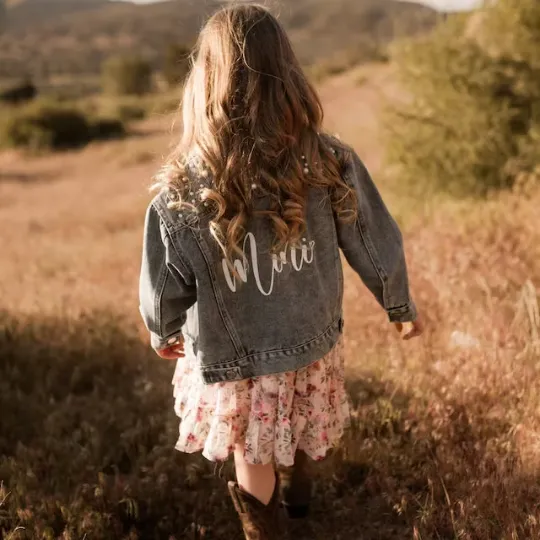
[384, 0, 540, 197]
[102, 55, 152, 96]
[163, 43, 191, 88]
[1, 104, 92, 151]
[115, 102, 147, 122]
[91, 117, 126, 140]
[0, 79, 37, 105]
[0, 102, 126, 151]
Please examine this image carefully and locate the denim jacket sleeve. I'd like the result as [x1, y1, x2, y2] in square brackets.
[139, 201, 197, 349]
[335, 146, 417, 323]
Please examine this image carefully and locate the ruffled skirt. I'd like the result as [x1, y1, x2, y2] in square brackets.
[172, 337, 350, 466]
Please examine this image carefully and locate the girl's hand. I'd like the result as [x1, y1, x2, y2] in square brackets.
[155, 340, 185, 360]
[395, 317, 424, 340]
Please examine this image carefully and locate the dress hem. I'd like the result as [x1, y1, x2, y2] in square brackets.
[174, 430, 348, 467]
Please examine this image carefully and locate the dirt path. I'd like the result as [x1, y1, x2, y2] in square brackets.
[319, 63, 400, 169]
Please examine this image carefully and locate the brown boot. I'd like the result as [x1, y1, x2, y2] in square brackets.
[228, 475, 288, 540]
[278, 450, 312, 519]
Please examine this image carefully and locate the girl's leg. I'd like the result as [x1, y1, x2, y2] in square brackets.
[233, 443, 276, 505]
[278, 449, 312, 518]
[229, 443, 288, 539]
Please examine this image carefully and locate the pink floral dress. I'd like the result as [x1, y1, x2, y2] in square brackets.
[172, 337, 350, 466]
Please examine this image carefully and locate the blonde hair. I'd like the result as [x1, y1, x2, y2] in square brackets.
[154, 3, 355, 260]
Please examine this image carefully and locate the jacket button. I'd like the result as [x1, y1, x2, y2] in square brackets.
[226, 369, 236, 379]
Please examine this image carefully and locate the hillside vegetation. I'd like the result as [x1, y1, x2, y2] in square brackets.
[5, 0, 108, 26]
[0, 0, 437, 79]
[385, 0, 540, 197]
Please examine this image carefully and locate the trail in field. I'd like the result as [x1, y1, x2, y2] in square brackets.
[319, 63, 400, 169]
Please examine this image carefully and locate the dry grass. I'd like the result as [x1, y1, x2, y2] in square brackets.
[1, 67, 540, 539]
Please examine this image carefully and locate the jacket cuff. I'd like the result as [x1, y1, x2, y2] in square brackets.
[387, 302, 417, 323]
[150, 331, 184, 350]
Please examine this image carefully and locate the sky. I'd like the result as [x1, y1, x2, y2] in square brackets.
[129, 0, 484, 11]
[408, 0, 482, 10]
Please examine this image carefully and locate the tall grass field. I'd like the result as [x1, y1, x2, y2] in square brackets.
[1, 0, 540, 538]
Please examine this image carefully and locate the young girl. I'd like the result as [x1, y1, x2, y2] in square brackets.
[139, 4, 422, 539]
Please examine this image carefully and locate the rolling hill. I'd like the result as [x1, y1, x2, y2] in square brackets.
[0, 0, 438, 80]
[5, 0, 109, 26]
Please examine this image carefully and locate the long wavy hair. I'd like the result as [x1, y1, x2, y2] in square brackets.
[153, 3, 356, 260]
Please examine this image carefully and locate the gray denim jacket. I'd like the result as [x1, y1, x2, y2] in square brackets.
[139, 137, 417, 383]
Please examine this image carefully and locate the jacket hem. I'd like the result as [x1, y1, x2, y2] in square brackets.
[201, 317, 344, 384]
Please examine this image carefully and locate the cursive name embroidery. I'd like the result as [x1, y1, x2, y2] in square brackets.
[222, 232, 315, 296]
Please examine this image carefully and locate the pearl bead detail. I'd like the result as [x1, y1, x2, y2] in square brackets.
[301, 152, 310, 175]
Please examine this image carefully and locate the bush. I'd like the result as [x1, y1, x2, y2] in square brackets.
[384, 0, 540, 197]
[163, 43, 191, 88]
[0, 102, 126, 151]
[1, 104, 92, 151]
[115, 102, 147, 122]
[102, 55, 152, 96]
[0, 80, 37, 105]
[91, 117, 126, 140]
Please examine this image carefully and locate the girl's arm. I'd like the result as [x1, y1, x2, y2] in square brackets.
[139, 203, 197, 353]
[335, 145, 418, 325]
